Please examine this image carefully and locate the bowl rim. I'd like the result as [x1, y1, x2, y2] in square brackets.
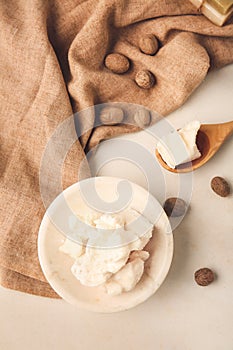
[38, 176, 173, 313]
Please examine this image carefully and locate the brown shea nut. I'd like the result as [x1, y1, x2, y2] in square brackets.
[134, 109, 151, 128]
[104, 53, 130, 74]
[194, 268, 215, 286]
[211, 176, 230, 197]
[135, 70, 155, 89]
[99, 106, 124, 125]
[163, 197, 186, 217]
[139, 34, 159, 56]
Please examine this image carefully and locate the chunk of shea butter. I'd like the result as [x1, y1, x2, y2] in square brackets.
[93, 214, 123, 229]
[157, 121, 201, 168]
[60, 210, 153, 288]
[59, 238, 84, 259]
[71, 241, 131, 286]
[105, 250, 150, 296]
[105, 259, 144, 295]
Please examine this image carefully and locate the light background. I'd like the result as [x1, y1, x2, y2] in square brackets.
[1, 64, 233, 350]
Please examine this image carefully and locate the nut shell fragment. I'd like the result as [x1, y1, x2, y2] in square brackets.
[135, 70, 155, 89]
[211, 176, 230, 197]
[139, 34, 159, 56]
[195, 268, 215, 286]
[163, 197, 186, 217]
[105, 53, 130, 74]
[134, 109, 151, 128]
[99, 106, 124, 125]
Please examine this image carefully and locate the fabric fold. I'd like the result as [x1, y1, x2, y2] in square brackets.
[0, 0, 233, 297]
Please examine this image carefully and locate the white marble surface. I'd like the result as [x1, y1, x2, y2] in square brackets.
[1, 64, 233, 350]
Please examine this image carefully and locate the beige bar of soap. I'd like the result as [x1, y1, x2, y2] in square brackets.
[189, 0, 233, 25]
[208, 0, 233, 14]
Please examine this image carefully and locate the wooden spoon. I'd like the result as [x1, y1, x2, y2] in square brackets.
[156, 120, 233, 173]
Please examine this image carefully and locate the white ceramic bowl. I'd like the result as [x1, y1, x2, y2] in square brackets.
[38, 176, 173, 313]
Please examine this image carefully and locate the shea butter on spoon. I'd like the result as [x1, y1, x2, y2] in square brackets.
[156, 120, 233, 173]
[156, 121, 201, 169]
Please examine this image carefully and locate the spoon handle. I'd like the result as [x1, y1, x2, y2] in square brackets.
[218, 120, 233, 141]
[222, 120, 233, 136]
[201, 120, 233, 144]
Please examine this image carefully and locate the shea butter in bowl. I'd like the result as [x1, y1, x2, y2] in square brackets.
[38, 176, 173, 313]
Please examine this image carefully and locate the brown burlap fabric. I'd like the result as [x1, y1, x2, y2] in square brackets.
[0, 0, 233, 298]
